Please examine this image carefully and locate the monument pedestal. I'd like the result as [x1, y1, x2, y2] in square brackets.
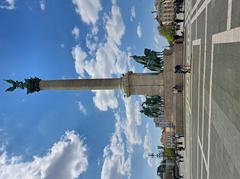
[122, 71, 164, 97]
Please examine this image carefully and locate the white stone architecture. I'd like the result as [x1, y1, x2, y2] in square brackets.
[155, 0, 175, 25]
[154, 116, 174, 128]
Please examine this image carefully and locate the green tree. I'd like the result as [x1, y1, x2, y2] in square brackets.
[163, 147, 176, 160]
[158, 25, 175, 45]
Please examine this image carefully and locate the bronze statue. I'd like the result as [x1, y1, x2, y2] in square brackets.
[146, 95, 163, 103]
[131, 48, 164, 72]
[5, 77, 41, 94]
[5, 80, 25, 91]
[144, 48, 163, 58]
[140, 108, 160, 118]
[144, 58, 163, 72]
[140, 95, 164, 118]
[130, 55, 148, 65]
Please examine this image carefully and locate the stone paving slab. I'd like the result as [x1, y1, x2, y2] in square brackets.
[232, 0, 240, 28]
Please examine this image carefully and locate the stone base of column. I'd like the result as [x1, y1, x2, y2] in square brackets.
[121, 71, 164, 97]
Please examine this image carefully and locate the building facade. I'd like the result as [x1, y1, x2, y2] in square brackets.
[161, 127, 175, 148]
[154, 116, 175, 128]
[155, 0, 175, 25]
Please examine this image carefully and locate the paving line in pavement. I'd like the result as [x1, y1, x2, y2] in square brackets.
[212, 27, 240, 44]
[227, 0, 233, 30]
[184, 2, 193, 179]
[191, 38, 202, 179]
[195, 18, 198, 39]
[192, 39, 201, 46]
[186, 99, 191, 115]
[197, 41, 202, 179]
[198, 136, 208, 172]
[206, 37, 214, 179]
[201, 7, 208, 179]
[187, 23, 193, 112]
[185, 0, 201, 25]
[191, 0, 211, 24]
[188, 22, 193, 179]
[184, 100, 192, 179]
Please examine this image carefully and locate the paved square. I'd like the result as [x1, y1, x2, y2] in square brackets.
[184, 0, 240, 179]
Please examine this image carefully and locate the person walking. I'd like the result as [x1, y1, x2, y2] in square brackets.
[174, 65, 191, 74]
[173, 85, 183, 93]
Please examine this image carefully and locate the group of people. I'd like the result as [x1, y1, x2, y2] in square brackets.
[140, 95, 164, 118]
[175, 0, 184, 13]
[174, 134, 184, 179]
[131, 48, 164, 72]
[174, 0, 185, 43]
[172, 65, 191, 94]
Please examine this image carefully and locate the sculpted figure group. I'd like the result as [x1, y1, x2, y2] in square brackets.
[131, 49, 165, 118]
[140, 95, 164, 118]
[131, 48, 164, 72]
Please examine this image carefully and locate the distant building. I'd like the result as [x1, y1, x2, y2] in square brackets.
[154, 116, 175, 128]
[161, 127, 175, 148]
[157, 159, 175, 179]
[155, 0, 175, 25]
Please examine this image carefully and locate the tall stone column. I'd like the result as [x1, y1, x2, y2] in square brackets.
[5, 72, 164, 97]
[39, 78, 122, 90]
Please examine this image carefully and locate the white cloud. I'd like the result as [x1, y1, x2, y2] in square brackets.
[72, 1, 127, 77]
[139, 95, 146, 103]
[72, 26, 80, 40]
[91, 25, 99, 35]
[71, 45, 87, 78]
[105, 4, 125, 45]
[142, 124, 154, 167]
[86, 39, 97, 55]
[84, 39, 129, 111]
[40, 0, 45, 11]
[85, 32, 98, 55]
[101, 96, 143, 179]
[84, 41, 128, 79]
[0, 0, 15, 10]
[71, 1, 128, 111]
[72, 0, 102, 25]
[0, 131, 88, 179]
[111, 0, 117, 4]
[93, 90, 118, 111]
[123, 97, 142, 148]
[101, 114, 131, 179]
[154, 35, 160, 45]
[153, 27, 167, 50]
[137, 24, 142, 38]
[77, 101, 87, 115]
[142, 67, 152, 73]
[130, 6, 136, 22]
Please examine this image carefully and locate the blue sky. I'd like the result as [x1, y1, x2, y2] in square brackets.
[0, 0, 168, 178]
